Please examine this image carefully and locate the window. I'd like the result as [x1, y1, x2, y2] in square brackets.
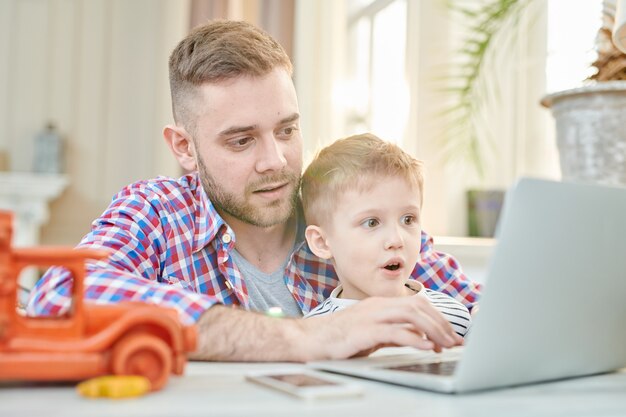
[343, 0, 409, 144]
[297, 0, 604, 237]
[546, 0, 602, 92]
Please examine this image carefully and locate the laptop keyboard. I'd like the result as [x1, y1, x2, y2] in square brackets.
[385, 360, 458, 376]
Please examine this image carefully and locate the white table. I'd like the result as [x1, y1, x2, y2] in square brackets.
[1, 360, 625, 417]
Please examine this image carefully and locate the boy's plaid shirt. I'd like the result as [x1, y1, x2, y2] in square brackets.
[26, 173, 482, 325]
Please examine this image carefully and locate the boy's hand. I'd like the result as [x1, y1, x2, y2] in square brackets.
[301, 295, 463, 361]
[471, 304, 480, 316]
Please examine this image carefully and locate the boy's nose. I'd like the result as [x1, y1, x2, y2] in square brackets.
[384, 226, 404, 250]
[256, 136, 287, 173]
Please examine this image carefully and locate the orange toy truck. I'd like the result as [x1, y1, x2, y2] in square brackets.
[0, 211, 196, 390]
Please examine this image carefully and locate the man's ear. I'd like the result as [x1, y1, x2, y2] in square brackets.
[305, 225, 332, 259]
[163, 124, 197, 172]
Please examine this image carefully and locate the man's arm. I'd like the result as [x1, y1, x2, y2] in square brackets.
[26, 264, 214, 324]
[191, 294, 463, 362]
[417, 232, 482, 311]
[26, 180, 217, 324]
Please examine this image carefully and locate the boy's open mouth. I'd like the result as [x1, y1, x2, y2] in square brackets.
[384, 262, 401, 271]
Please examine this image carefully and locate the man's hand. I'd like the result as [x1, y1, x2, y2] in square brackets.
[299, 296, 463, 361]
[190, 295, 463, 362]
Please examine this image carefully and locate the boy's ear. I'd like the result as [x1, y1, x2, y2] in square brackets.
[163, 124, 197, 172]
[305, 225, 332, 259]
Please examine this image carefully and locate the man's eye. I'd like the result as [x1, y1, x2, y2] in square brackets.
[279, 125, 298, 137]
[230, 137, 254, 148]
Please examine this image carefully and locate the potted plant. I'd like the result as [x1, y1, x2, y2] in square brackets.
[541, 0, 626, 186]
[445, 0, 626, 236]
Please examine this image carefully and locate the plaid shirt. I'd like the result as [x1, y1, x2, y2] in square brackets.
[26, 173, 482, 325]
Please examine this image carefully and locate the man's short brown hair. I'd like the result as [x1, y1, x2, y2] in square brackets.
[301, 133, 425, 227]
[168, 20, 293, 132]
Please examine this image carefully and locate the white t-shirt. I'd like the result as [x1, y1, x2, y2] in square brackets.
[303, 280, 472, 337]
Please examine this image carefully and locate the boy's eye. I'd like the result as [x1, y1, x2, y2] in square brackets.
[402, 215, 416, 225]
[362, 218, 379, 228]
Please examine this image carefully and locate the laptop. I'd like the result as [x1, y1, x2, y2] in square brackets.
[309, 177, 626, 393]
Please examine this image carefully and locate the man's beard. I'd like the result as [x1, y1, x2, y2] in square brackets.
[197, 155, 300, 228]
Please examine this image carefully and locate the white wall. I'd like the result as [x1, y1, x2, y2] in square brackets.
[0, 0, 561, 244]
[0, 0, 189, 245]
[293, 0, 347, 165]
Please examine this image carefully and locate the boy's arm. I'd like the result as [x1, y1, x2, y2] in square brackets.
[420, 288, 472, 337]
[416, 231, 482, 311]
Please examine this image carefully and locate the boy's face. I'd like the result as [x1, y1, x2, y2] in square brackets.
[315, 176, 422, 300]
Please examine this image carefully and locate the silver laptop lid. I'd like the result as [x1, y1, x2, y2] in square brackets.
[455, 178, 626, 392]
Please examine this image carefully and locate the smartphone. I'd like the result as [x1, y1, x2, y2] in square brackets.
[246, 369, 363, 400]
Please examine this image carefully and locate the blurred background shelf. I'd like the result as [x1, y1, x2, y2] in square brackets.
[0, 172, 68, 247]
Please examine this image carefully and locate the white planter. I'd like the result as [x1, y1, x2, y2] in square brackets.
[541, 81, 626, 186]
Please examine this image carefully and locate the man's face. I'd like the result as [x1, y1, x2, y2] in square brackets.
[191, 68, 303, 228]
[322, 176, 423, 300]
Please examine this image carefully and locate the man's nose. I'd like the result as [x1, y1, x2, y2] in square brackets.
[256, 136, 287, 173]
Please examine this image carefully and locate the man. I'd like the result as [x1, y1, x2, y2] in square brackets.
[27, 20, 480, 361]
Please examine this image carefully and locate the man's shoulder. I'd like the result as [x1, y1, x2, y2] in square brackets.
[117, 173, 202, 200]
[105, 172, 212, 226]
[291, 241, 336, 276]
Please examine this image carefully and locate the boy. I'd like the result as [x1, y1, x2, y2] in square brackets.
[301, 133, 471, 336]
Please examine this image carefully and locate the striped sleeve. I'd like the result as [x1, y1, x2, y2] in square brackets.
[422, 288, 472, 337]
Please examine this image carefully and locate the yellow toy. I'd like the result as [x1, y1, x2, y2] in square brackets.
[77, 375, 151, 399]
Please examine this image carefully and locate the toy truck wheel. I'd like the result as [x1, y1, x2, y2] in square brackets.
[112, 334, 172, 391]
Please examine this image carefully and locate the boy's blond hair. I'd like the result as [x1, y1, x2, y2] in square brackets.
[301, 133, 424, 227]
